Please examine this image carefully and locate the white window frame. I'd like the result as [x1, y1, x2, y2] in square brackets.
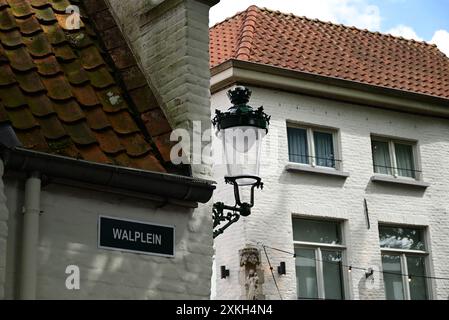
[379, 226, 430, 300]
[287, 123, 342, 171]
[371, 135, 422, 180]
[293, 219, 348, 300]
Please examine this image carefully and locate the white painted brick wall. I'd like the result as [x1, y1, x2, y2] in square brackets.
[212, 86, 449, 300]
[0, 159, 9, 299]
[3, 0, 216, 300]
[3, 181, 213, 300]
[107, 0, 213, 178]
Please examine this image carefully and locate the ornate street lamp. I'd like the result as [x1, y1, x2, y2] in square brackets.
[212, 86, 270, 238]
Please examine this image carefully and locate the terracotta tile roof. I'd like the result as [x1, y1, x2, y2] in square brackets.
[0, 0, 175, 173]
[210, 6, 449, 100]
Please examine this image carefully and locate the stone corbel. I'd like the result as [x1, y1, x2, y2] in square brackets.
[239, 247, 265, 300]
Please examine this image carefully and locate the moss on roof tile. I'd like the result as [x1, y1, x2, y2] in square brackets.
[0, 0, 173, 174]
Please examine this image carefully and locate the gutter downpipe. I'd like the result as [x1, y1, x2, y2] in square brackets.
[19, 171, 41, 300]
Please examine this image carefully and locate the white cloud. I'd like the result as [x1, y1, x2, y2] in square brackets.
[210, 0, 381, 31]
[430, 30, 449, 57]
[386, 25, 423, 41]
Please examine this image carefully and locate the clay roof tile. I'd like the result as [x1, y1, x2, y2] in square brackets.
[36, 114, 66, 139]
[23, 32, 53, 57]
[42, 74, 72, 99]
[25, 92, 53, 116]
[34, 54, 61, 75]
[6, 106, 39, 129]
[41, 22, 66, 44]
[52, 99, 84, 123]
[15, 70, 45, 93]
[32, 5, 56, 23]
[0, 29, 22, 47]
[0, 8, 17, 31]
[70, 83, 99, 106]
[120, 133, 151, 157]
[86, 66, 114, 89]
[4, 46, 36, 71]
[63, 120, 96, 145]
[93, 129, 125, 155]
[0, 0, 173, 174]
[210, 6, 449, 100]
[83, 105, 111, 130]
[61, 59, 89, 84]
[8, 0, 33, 18]
[79, 44, 104, 70]
[107, 110, 139, 135]
[0, 85, 27, 107]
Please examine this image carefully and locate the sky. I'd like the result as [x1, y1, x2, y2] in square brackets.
[209, 0, 449, 56]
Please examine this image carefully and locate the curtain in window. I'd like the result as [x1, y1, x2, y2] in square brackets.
[296, 248, 318, 299]
[314, 132, 335, 168]
[406, 256, 428, 300]
[322, 250, 344, 300]
[372, 140, 392, 175]
[287, 127, 308, 164]
[382, 254, 405, 300]
[395, 143, 415, 178]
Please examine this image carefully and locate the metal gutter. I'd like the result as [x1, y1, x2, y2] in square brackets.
[0, 146, 216, 205]
[211, 59, 449, 119]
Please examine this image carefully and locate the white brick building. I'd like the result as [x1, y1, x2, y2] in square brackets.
[210, 6, 449, 300]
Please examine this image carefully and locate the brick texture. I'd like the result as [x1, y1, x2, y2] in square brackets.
[3, 181, 214, 300]
[107, 0, 213, 178]
[212, 86, 449, 300]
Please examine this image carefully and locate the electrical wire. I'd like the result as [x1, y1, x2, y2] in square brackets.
[256, 242, 449, 282]
[262, 245, 283, 300]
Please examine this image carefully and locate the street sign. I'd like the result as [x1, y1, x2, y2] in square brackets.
[98, 216, 175, 257]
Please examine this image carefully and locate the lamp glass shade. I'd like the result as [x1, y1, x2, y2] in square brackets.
[218, 126, 266, 186]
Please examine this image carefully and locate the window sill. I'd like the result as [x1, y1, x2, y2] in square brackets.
[370, 175, 430, 188]
[285, 163, 350, 178]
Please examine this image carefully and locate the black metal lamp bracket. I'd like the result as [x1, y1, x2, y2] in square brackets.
[213, 176, 263, 239]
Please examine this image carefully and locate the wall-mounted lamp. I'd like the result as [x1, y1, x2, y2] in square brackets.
[212, 86, 271, 239]
[221, 266, 230, 279]
[365, 268, 374, 279]
[277, 262, 286, 275]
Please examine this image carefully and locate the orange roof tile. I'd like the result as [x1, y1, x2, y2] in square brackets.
[210, 6, 449, 100]
[0, 0, 174, 174]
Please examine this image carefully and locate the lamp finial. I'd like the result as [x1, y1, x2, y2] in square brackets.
[227, 86, 252, 105]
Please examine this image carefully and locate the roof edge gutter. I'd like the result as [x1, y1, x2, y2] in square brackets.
[211, 59, 449, 119]
[0, 146, 216, 206]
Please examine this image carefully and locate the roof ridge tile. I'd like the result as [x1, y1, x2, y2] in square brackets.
[234, 5, 259, 61]
[210, 4, 449, 100]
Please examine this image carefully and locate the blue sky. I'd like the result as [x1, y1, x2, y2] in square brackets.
[378, 0, 449, 39]
[210, 0, 449, 56]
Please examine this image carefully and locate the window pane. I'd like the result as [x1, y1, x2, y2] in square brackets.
[372, 140, 392, 175]
[314, 131, 335, 168]
[295, 248, 318, 299]
[293, 219, 341, 244]
[322, 250, 344, 300]
[407, 256, 428, 300]
[379, 226, 425, 251]
[382, 254, 404, 300]
[287, 127, 309, 164]
[395, 143, 415, 178]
